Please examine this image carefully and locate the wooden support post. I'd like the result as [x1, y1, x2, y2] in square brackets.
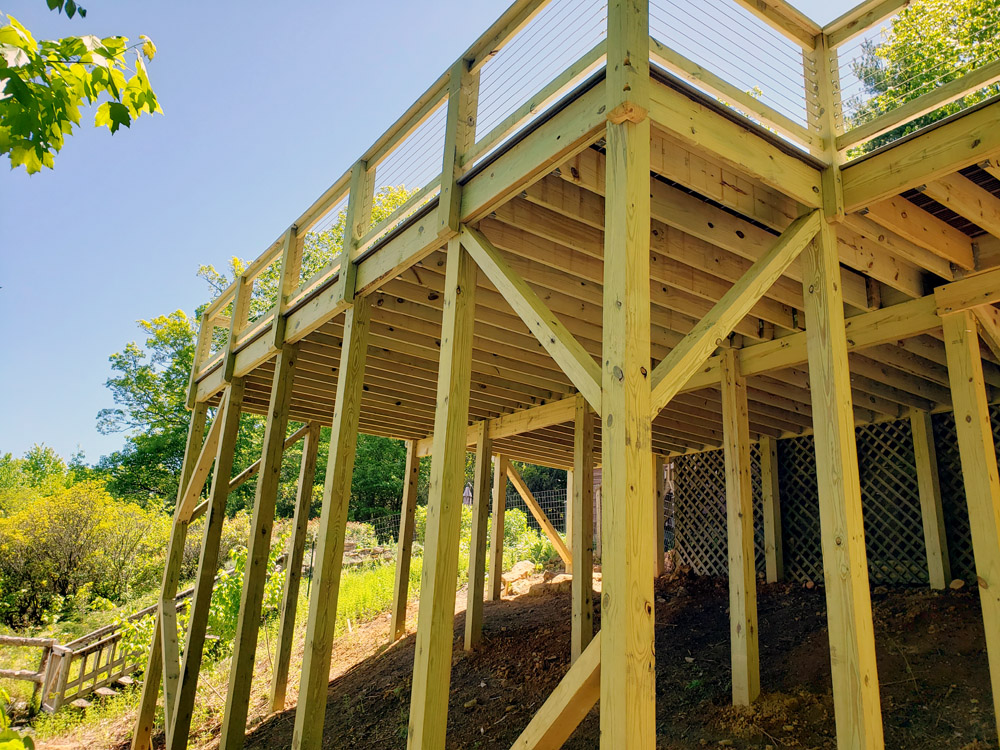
[132, 403, 209, 750]
[802, 221, 884, 750]
[465, 423, 493, 651]
[572, 395, 595, 663]
[566, 470, 574, 576]
[721, 349, 761, 706]
[488, 455, 509, 602]
[909, 411, 951, 590]
[804, 33, 846, 220]
[168, 379, 246, 750]
[510, 632, 602, 750]
[291, 299, 372, 750]
[602, 0, 655, 745]
[391, 439, 421, 641]
[406, 239, 478, 749]
[654, 455, 666, 578]
[439, 60, 480, 237]
[759, 435, 784, 583]
[221, 344, 298, 749]
[941, 310, 1000, 736]
[270, 421, 322, 712]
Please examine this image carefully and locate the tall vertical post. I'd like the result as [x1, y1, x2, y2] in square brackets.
[909, 411, 951, 590]
[407, 239, 478, 749]
[654, 455, 666, 577]
[802, 221, 884, 750]
[291, 300, 372, 750]
[602, 0, 655, 745]
[438, 58, 480, 238]
[465, 423, 493, 650]
[941, 310, 1000, 737]
[572, 395, 595, 663]
[391, 439, 421, 641]
[759, 435, 784, 583]
[721, 349, 760, 706]
[566, 470, 575, 575]
[270, 421, 322, 712]
[168, 380, 246, 750]
[488, 455, 509, 601]
[221, 344, 298, 749]
[131, 402, 209, 750]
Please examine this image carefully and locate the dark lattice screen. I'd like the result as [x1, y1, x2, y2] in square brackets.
[672, 411, 984, 586]
[673, 444, 764, 577]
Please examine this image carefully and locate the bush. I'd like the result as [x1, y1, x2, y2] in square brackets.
[180, 510, 252, 581]
[0, 481, 169, 625]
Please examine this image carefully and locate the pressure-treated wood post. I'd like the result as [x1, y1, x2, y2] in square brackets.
[941, 310, 1000, 736]
[721, 349, 760, 706]
[131, 402, 209, 750]
[802, 221, 884, 750]
[270, 421, 322, 712]
[407, 238, 478, 749]
[572, 395, 595, 663]
[759, 435, 784, 583]
[391, 439, 421, 641]
[488, 455, 509, 601]
[465, 422, 493, 651]
[291, 300, 372, 750]
[169, 380, 246, 750]
[566, 470, 574, 575]
[654, 455, 666, 577]
[601, 0, 655, 745]
[221, 345, 298, 749]
[909, 410, 951, 590]
[438, 59, 480, 238]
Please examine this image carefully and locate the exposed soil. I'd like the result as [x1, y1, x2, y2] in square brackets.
[231, 570, 997, 750]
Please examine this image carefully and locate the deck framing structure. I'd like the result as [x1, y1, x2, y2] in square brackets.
[132, 0, 1000, 748]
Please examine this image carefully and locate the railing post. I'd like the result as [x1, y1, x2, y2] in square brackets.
[804, 33, 846, 221]
[332, 159, 375, 306]
[438, 59, 481, 238]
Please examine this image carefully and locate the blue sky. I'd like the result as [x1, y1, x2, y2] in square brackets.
[0, 0, 853, 463]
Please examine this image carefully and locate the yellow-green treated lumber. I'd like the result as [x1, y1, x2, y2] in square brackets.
[406, 239, 479, 749]
[759, 435, 784, 583]
[802, 222, 884, 750]
[465, 422, 493, 651]
[942, 310, 1000, 740]
[909, 411, 951, 590]
[391, 439, 421, 641]
[270, 421, 322, 712]
[291, 300, 372, 750]
[488, 455, 509, 602]
[571, 395, 595, 663]
[721, 348, 760, 707]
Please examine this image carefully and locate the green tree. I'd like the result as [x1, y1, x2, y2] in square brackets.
[846, 0, 1000, 153]
[1, 4, 160, 173]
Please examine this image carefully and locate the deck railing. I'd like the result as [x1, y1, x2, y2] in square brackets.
[187, 0, 1000, 397]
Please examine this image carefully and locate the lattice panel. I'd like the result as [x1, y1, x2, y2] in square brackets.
[777, 436, 823, 583]
[932, 410, 990, 581]
[673, 445, 765, 577]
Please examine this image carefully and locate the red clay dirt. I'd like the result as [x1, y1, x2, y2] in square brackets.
[230, 570, 997, 749]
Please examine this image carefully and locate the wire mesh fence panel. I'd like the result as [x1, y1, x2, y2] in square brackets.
[506, 488, 568, 535]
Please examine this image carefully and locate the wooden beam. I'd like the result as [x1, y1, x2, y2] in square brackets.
[461, 225, 601, 411]
[406, 240, 478, 749]
[572, 396, 595, 662]
[863, 197, 975, 271]
[291, 300, 371, 750]
[465, 423, 493, 651]
[650, 210, 821, 415]
[802, 222, 884, 749]
[488, 455, 509, 602]
[908, 411, 951, 590]
[602, 0, 655, 745]
[825, 0, 911, 48]
[721, 349, 760, 706]
[759, 435, 784, 583]
[941, 310, 1000, 739]
[390, 439, 421, 641]
[168, 380, 246, 750]
[270, 421, 322, 712]
[730, 0, 820, 49]
[920, 173, 1000, 241]
[508, 463, 571, 566]
[936, 267, 1000, 316]
[973, 304, 1000, 364]
[175, 407, 225, 522]
[131, 403, 209, 750]
[841, 97, 1000, 211]
[510, 631, 602, 750]
[221, 345, 298, 750]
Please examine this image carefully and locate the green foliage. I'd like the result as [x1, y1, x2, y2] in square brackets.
[334, 557, 422, 637]
[0, 688, 34, 749]
[0, 9, 160, 173]
[0, 444, 70, 501]
[846, 0, 1000, 153]
[510, 462, 566, 494]
[207, 532, 287, 644]
[0, 480, 169, 625]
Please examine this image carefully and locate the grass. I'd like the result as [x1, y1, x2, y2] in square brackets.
[335, 557, 422, 637]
